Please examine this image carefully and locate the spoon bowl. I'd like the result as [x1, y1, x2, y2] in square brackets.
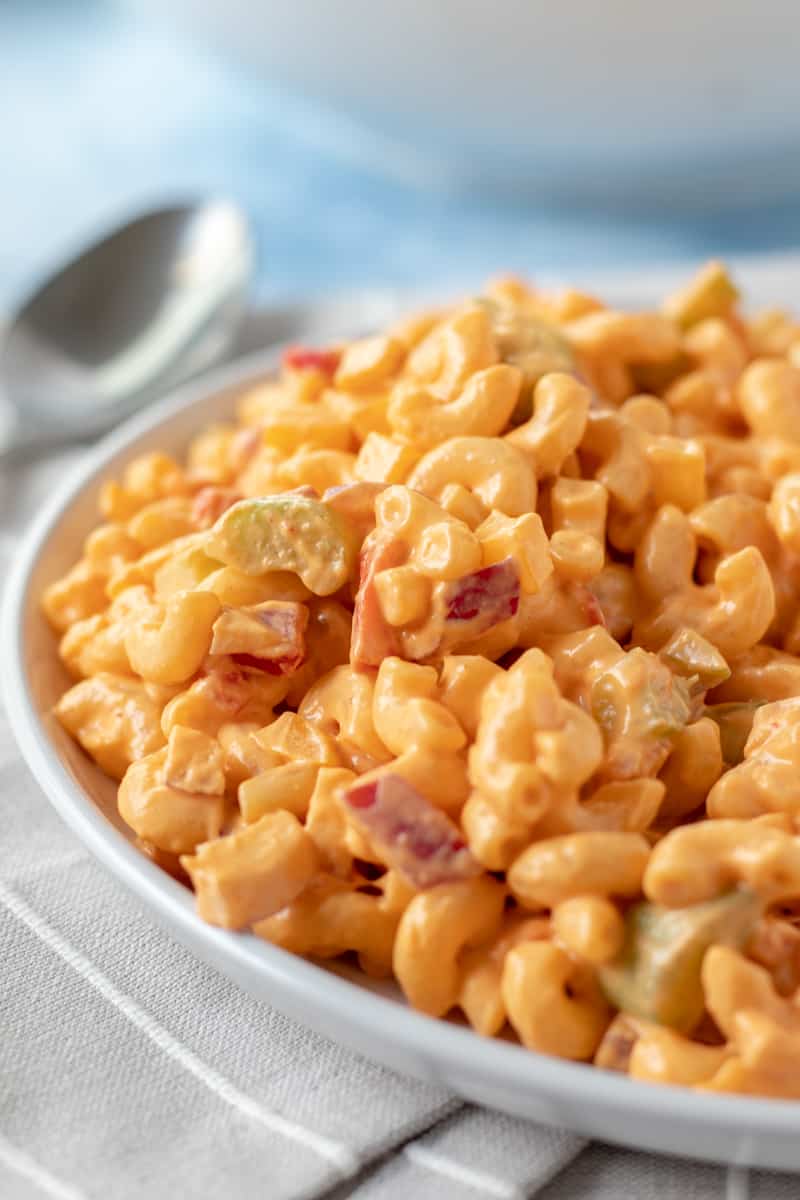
[0, 199, 254, 456]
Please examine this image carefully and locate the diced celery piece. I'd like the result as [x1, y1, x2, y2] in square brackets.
[591, 649, 692, 742]
[209, 495, 359, 596]
[479, 298, 575, 423]
[659, 628, 730, 691]
[600, 889, 761, 1032]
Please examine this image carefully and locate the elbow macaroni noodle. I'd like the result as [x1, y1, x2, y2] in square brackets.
[43, 263, 800, 1097]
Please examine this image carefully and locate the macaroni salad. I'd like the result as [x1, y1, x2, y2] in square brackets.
[44, 264, 800, 1097]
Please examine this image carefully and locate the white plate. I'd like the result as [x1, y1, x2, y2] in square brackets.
[4, 337, 800, 1175]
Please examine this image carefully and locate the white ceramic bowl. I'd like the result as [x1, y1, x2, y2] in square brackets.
[4, 340, 800, 1173]
[131, 0, 800, 206]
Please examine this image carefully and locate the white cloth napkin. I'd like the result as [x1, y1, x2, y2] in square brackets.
[3, 287, 800, 1200]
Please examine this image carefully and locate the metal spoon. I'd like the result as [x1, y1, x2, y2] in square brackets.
[0, 200, 254, 461]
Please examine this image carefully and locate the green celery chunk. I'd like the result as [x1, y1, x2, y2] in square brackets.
[478, 298, 576, 424]
[209, 495, 360, 596]
[600, 889, 761, 1032]
[591, 649, 692, 743]
[659, 628, 731, 692]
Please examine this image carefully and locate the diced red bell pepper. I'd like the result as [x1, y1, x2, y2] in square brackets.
[350, 532, 408, 668]
[230, 651, 301, 676]
[204, 662, 252, 714]
[282, 345, 341, 376]
[227, 602, 308, 676]
[343, 773, 480, 889]
[579, 585, 607, 628]
[442, 558, 520, 627]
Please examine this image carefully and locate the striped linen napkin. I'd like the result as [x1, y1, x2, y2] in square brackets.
[3, 289, 800, 1200]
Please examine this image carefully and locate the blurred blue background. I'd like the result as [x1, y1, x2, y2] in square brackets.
[3, 0, 800, 313]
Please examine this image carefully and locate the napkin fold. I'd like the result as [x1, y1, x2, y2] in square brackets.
[2, 299, 798, 1200]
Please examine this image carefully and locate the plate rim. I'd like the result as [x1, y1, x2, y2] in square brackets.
[4, 340, 800, 1155]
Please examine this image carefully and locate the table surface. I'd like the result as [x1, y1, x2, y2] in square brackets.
[4, 0, 800, 315]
